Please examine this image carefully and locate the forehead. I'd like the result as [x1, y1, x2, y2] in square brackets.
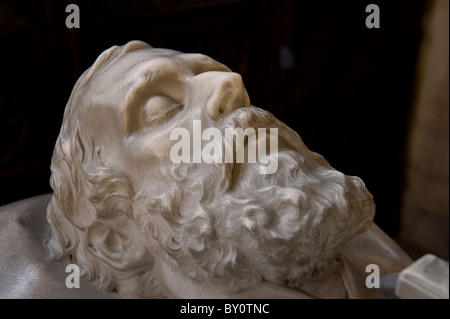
[83, 47, 231, 103]
[74, 46, 232, 137]
[102, 47, 230, 80]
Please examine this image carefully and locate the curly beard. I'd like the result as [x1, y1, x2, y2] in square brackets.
[131, 106, 375, 293]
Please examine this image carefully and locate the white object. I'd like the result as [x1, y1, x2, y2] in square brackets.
[396, 254, 449, 299]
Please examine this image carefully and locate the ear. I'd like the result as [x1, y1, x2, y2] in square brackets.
[85, 216, 154, 272]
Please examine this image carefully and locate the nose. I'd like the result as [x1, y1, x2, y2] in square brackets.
[187, 71, 250, 120]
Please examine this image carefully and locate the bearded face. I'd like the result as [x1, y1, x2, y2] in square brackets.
[45, 41, 375, 298]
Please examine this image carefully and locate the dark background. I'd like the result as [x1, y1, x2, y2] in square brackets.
[0, 0, 429, 237]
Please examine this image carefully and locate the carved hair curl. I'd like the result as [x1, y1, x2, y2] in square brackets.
[46, 41, 169, 297]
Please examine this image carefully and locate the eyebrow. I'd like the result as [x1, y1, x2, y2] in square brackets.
[125, 56, 180, 98]
[183, 54, 231, 75]
[122, 68, 159, 136]
[125, 69, 161, 104]
[123, 58, 182, 136]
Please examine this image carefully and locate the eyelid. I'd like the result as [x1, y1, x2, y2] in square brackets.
[144, 95, 175, 115]
[143, 95, 184, 128]
[124, 71, 184, 136]
[124, 94, 184, 137]
[123, 71, 160, 135]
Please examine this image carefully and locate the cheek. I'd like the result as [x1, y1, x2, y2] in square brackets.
[120, 111, 198, 161]
[126, 129, 174, 159]
[109, 109, 208, 180]
[81, 104, 124, 148]
[108, 129, 174, 182]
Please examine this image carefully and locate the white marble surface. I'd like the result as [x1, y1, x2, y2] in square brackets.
[0, 41, 413, 298]
[0, 195, 411, 298]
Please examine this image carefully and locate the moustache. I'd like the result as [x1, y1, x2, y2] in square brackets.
[218, 106, 305, 153]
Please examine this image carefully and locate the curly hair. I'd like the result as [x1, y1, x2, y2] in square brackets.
[45, 41, 376, 298]
[45, 41, 171, 297]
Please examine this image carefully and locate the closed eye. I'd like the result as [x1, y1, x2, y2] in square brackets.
[142, 95, 184, 128]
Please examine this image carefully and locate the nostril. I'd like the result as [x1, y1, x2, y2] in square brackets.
[201, 71, 249, 120]
[216, 90, 232, 116]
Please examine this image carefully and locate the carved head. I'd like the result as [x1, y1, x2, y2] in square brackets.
[46, 41, 375, 297]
